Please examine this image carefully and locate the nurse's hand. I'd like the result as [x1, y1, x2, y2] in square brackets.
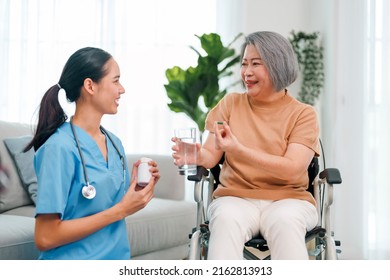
[118, 160, 160, 217]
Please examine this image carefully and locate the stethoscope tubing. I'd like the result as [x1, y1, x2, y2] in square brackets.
[70, 117, 125, 199]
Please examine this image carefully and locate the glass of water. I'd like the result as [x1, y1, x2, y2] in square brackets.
[174, 127, 197, 175]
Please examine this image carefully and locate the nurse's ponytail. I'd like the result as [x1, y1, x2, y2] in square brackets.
[24, 47, 112, 152]
[24, 84, 67, 152]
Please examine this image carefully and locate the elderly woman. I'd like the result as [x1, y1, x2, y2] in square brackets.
[172, 31, 320, 260]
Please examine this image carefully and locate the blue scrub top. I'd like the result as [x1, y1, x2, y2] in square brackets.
[34, 122, 131, 260]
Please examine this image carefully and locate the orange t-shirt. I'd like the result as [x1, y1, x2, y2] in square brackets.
[205, 92, 320, 205]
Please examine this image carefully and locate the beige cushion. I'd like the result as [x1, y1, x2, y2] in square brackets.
[126, 198, 196, 258]
[126, 154, 185, 200]
[0, 215, 39, 259]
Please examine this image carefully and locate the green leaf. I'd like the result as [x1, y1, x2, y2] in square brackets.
[163, 32, 243, 132]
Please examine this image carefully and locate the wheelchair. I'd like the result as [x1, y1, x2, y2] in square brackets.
[186, 148, 342, 260]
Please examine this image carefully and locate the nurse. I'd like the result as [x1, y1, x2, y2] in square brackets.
[24, 47, 160, 259]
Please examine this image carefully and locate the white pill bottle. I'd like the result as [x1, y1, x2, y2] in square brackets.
[137, 157, 152, 187]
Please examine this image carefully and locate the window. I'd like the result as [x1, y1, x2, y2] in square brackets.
[0, 0, 217, 155]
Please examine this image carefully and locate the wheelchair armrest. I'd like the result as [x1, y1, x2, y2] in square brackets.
[319, 168, 342, 184]
[187, 166, 209, 182]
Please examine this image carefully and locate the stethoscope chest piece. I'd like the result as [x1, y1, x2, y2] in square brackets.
[82, 184, 96, 199]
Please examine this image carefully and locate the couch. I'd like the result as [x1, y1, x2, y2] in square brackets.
[0, 120, 196, 260]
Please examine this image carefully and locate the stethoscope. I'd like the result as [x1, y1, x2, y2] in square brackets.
[70, 117, 125, 199]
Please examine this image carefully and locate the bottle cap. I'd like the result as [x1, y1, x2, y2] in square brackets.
[140, 157, 152, 163]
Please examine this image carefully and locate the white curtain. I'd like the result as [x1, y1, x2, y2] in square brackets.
[365, 0, 390, 259]
[0, 0, 216, 155]
[322, 0, 390, 259]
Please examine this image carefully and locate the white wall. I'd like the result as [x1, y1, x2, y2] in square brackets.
[216, 0, 316, 36]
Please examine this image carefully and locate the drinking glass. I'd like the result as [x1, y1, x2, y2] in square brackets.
[174, 127, 197, 175]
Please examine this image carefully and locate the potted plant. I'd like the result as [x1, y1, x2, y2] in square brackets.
[164, 32, 243, 133]
[288, 31, 325, 106]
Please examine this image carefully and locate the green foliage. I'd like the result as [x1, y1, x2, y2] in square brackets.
[289, 31, 324, 106]
[164, 33, 243, 132]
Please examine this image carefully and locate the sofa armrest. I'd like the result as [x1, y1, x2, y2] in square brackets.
[126, 154, 186, 201]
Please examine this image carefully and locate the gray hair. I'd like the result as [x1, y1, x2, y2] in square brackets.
[240, 31, 298, 92]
